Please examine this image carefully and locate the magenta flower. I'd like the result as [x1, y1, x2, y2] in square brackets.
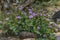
[29, 15, 33, 19]
[16, 16, 21, 19]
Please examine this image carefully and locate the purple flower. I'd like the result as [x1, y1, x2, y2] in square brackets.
[29, 11, 33, 14]
[16, 16, 21, 19]
[19, 5, 23, 10]
[43, 9, 47, 13]
[37, 26, 40, 30]
[32, 13, 37, 16]
[29, 15, 33, 19]
[5, 18, 9, 21]
[28, 8, 33, 14]
[53, 23, 57, 26]
[28, 8, 32, 11]
[43, 13, 46, 16]
[23, 11, 27, 15]
[49, 25, 52, 28]
[44, 11, 47, 13]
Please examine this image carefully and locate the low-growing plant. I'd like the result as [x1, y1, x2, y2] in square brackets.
[0, 0, 56, 40]
[0, 10, 55, 40]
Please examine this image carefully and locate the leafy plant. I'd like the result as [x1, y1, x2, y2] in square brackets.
[0, 0, 56, 40]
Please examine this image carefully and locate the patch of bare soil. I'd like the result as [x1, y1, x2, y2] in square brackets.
[0, 31, 38, 40]
[0, 36, 20, 40]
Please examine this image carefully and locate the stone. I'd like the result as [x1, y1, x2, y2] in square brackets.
[55, 32, 60, 40]
[23, 38, 38, 40]
[19, 31, 39, 39]
[52, 11, 60, 23]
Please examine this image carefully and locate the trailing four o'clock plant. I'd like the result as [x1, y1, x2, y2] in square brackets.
[0, 9, 55, 40]
[0, 0, 56, 40]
